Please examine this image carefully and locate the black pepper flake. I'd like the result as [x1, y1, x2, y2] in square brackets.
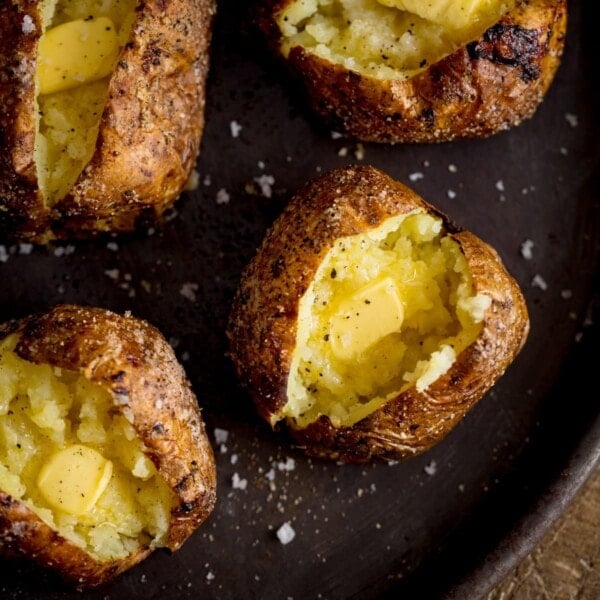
[330, 268, 337, 279]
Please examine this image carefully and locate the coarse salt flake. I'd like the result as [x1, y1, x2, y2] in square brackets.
[230, 120, 243, 138]
[0, 246, 8, 263]
[448, 164, 458, 173]
[232, 472, 247, 490]
[520, 239, 534, 260]
[105, 268, 120, 280]
[408, 172, 424, 182]
[531, 274, 548, 291]
[561, 289, 573, 299]
[216, 188, 230, 205]
[276, 522, 296, 545]
[354, 143, 365, 160]
[565, 113, 578, 128]
[424, 460, 437, 476]
[495, 180, 505, 192]
[214, 428, 229, 444]
[180, 282, 199, 301]
[22, 15, 35, 34]
[277, 457, 296, 472]
[447, 189, 456, 199]
[254, 174, 275, 198]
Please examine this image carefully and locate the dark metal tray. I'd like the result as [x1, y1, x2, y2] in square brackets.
[1, 1, 598, 598]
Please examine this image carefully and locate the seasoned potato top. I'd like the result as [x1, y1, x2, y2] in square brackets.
[284, 211, 491, 428]
[277, 0, 516, 78]
[35, 0, 138, 205]
[0, 333, 176, 562]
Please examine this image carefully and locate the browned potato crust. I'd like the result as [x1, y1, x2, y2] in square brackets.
[227, 165, 530, 462]
[256, 0, 567, 143]
[0, 0, 215, 242]
[0, 305, 216, 587]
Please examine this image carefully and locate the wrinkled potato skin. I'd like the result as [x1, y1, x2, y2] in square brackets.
[228, 166, 530, 463]
[0, 305, 217, 588]
[0, 0, 215, 242]
[257, 0, 567, 143]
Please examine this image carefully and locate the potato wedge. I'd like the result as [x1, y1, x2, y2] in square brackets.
[228, 165, 530, 462]
[256, 0, 567, 142]
[0, 305, 216, 587]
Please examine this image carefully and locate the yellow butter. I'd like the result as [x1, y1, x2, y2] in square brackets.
[377, 0, 497, 30]
[329, 277, 404, 360]
[37, 17, 119, 95]
[37, 444, 113, 515]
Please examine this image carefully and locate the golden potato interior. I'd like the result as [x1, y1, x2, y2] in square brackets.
[277, 0, 516, 78]
[34, 0, 138, 205]
[283, 212, 492, 428]
[0, 333, 175, 561]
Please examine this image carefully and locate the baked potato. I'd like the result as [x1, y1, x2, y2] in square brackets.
[0, 305, 217, 588]
[0, 0, 215, 242]
[227, 165, 530, 463]
[256, 0, 567, 143]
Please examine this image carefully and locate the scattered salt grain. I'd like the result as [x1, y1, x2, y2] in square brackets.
[216, 188, 230, 205]
[257, 160, 265, 170]
[206, 572, 215, 582]
[18, 243, 33, 255]
[22, 15, 35, 34]
[575, 331, 584, 343]
[447, 189, 456, 199]
[495, 180, 505, 192]
[354, 143, 365, 160]
[0, 246, 8, 263]
[408, 172, 424, 182]
[276, 522, 296, 545]
[214, 428, 229, 444]
[424, 460, 437, 476]
[561, 289, 573, 300]
[254, 174, 275, 198]
[531, 274, 548, 291]
[179, 282, 199, 301]
[448, 164, 458, 173]
[458, 483, 465, 493]
[338, 147, 349, 157]
[203, 174, 212, 186]
[565, 113, 578, 128]
[105, 269, 120, 280]
[106, 241, 119, 252]
[231, 453, 238, 465]
[277, 457, 296, 472]
[265, 468, 276, 482]
[230, 120, 243, 138]
[232, 473, 248, 490]
[520, 239, 534, 260]
[560, 147, 569, 156]
[331, 131, 343, 139]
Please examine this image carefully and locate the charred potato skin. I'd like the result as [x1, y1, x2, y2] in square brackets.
[227, 165, 530, 463]
[257, 0, 567, 143]
[0, 0, 216, 242]
[0, 305, 217, 587]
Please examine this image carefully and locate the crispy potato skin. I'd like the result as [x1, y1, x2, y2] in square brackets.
[257, 0, 567, 143]
[227, 165, 530, 463]
[0, 0, 215, 242]
[0, 305, 217, 587]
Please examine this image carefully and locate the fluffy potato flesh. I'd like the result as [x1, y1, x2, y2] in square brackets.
[277, 0, 516, 78]
[35, 0, 138, 205]
[284, 212, 492, 428]
[0, 334, 176, 562]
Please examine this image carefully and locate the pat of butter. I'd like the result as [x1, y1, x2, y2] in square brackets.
[37, 444, 113, 515]
[377, 0, 490, 29]
[37, 17, 119, 95]
[329, 277, 404, 360]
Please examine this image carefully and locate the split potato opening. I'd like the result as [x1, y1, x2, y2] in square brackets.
[35, 0, 138, 205]
[277, 0, 516, 78]
[284, 211, 491, 428]
[0, 333, 175, 562]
